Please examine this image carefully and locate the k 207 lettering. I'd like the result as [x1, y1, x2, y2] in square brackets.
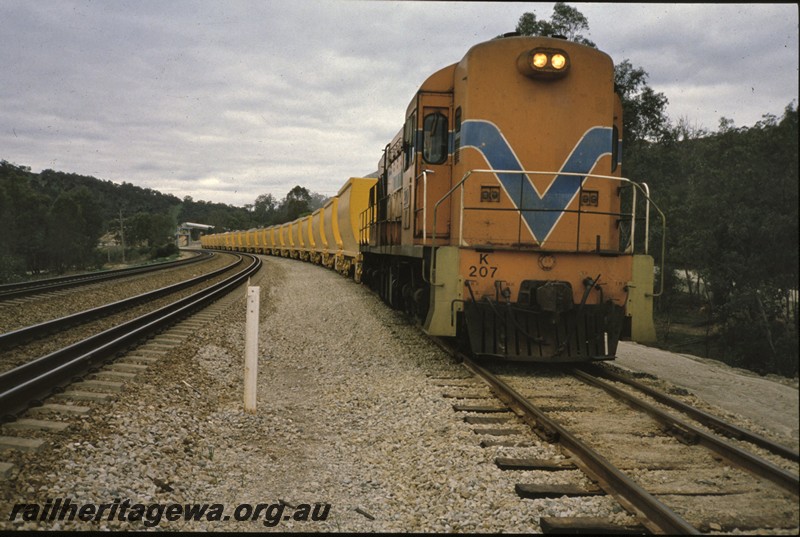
[468, 253, 497, 278]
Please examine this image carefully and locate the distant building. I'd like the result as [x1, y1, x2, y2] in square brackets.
[176, 222, 214, 247]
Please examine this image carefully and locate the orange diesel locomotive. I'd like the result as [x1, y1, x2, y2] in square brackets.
[204, 34, 664, 363]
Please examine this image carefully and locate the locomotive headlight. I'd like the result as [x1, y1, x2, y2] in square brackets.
[551, 53, 567, 70]
[518, 48, 570, 79]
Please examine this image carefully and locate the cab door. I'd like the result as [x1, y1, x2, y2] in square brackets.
[413, 92, 453, 244]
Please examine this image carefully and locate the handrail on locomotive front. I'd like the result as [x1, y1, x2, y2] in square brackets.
[429, 169, 666, 298]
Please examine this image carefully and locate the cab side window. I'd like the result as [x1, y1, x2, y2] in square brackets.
[422, 112, 448, 165]
[403, 112, 416, 171]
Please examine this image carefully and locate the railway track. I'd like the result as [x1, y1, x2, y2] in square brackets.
[0, 253, 261, 421]
[436, 342, 799, 534]
[0, 250, 210, 301]
[0, 252, 243, 363]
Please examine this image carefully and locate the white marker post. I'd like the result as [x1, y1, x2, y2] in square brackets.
[244, 286, 260, 414]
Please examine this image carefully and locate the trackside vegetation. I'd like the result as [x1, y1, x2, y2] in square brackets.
[0, 164, 323, 280]
[627, 108, 798, 377]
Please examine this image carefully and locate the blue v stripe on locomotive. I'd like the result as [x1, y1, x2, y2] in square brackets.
[460, 120, 613, 241]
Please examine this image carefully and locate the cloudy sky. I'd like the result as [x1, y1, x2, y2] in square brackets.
[1, 1, 797, 207]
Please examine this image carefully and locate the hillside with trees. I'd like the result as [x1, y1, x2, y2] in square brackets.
[625, 108, 798, 376]
[0, 161, 325, 281]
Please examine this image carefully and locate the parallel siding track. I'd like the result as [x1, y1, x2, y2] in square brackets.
[0, 253, 261, 421]
[0, 251, 210, 301]
[0, 253, 239, 351]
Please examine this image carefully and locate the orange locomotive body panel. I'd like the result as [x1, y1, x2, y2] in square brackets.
[450, 37, 624, 304]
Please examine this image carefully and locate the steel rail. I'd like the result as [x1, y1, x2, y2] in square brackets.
[0, 250, 211, 300]
[0, 253, 261, 421]
[588, 364, 799, 462]
[459, 356, 700, 535]
[0, 254, 242, 350]
[571, 367, 800, 496]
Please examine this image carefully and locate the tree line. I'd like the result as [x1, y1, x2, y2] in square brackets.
[0, 161, 325, 281]
[626, 107, 798, 376]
